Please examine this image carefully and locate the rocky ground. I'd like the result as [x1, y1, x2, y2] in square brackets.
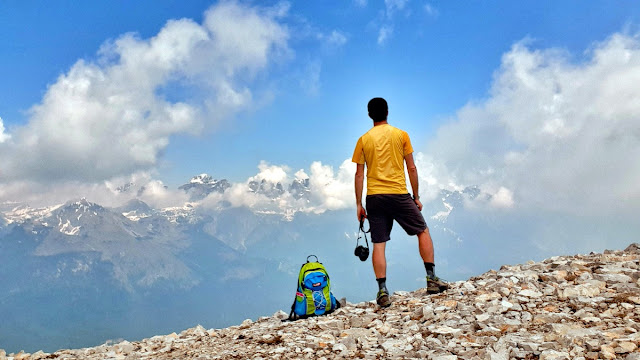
[3, 244, 640, 360]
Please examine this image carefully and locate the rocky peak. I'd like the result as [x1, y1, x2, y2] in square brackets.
[115, 182, 135, 193]
[2, 203, 63, 225]
[55, 198, 107, 221]
[8, 243, 640, 359]
[289, 178, 311, 200]
[440, 186, 481, 208]
[116, 199, 152, 213]
[248, 179, 285, 199]
[179, 174, 231, 201]
[115, 199, 154, 221]
[189, 174, 214, 184]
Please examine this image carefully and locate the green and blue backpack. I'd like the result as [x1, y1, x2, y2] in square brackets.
[288, 255, 340, 321]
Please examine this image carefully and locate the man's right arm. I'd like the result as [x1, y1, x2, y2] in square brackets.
[355, 163, 366, 221]
[352, 137, 367, 221]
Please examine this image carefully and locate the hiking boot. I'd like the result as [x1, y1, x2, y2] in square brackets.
[376, 289, 391, 308]
[426, 275, 449, 294]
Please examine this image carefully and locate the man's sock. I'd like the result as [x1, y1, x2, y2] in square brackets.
[376, 277, 387, 292]
[424, 262, 436, 278]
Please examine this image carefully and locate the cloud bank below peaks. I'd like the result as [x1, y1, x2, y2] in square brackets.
[199, 159, 355, 216]
[0, 1, 290, 183]
[424, 32, 640, 216]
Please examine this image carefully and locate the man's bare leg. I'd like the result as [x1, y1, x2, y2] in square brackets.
[418, 227, 434, 264]
[372, 242, 387, 278]
[372, 242, 391, 306]
[418, 227, 448, 292]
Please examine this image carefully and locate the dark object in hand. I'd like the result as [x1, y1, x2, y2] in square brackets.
[354, 244, 369, 261]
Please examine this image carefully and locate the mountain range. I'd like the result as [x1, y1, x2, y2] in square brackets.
[0, 174, 504, 354]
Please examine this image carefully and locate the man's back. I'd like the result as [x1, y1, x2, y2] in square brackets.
[352, 123, 413, 195]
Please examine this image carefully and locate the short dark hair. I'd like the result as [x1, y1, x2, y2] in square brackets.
[367, 97, 388, 122]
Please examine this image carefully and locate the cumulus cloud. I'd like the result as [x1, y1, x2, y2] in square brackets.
[299, 60, 322, 95]
[299, 30, 346, 94]
[307, 159, 355, 211]
[318, 30, 348, 48]
[0, 170, 191, 210]
[384, 0, 409, 15]
[373, 0, 409, 45]
[249, 161, 290, 184]
[378, 25, 394, 45]
[329, 31, 348, 47]
[294, 169, 309, 181]
[0, 117, 9, 143]
[413, 152, 464, 202]
[198, 159, 355, 216]
[489, 187, 514, 209]
[134, 179, 191, 210]
[421, 33, 640, 215]
[424, 4, 439, 17]
[0, 1, 290, 183]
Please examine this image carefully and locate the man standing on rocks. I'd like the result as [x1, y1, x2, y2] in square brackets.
[352, 97, 448, 308]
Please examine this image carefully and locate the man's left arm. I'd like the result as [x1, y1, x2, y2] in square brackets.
[405, 153, 423, 211]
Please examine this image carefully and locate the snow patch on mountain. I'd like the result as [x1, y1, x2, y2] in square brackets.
[431, 202, 453, 221]
[158, 204, 200, 224]
[116, 199, 155, 221]
[189, 174, 212, 184]
[3, 203, 63, 225]
[58, 218, 80, 236]
[122, 211, 152, 221]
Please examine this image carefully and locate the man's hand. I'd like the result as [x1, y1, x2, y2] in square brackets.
[357, 204, 367, 222]
[414, 198, 423, 211]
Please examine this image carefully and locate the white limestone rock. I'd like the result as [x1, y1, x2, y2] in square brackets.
[5, 243, 640, 360]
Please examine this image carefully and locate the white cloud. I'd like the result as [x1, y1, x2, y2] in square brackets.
[378, 25, 393, 45]
[0, 180, 127, 209]
[423, 32, 640, 215]
[0, 171, 191, 210]
[413, 152, 463, 202]
[200, 1, 290, 78]
[324, 30, 348, 47]
[424, 3, 439, 17]
[136, 179, 191, 209]
[354, 0, 367, 7]
[489, 187, 514, 209]
[294, 169, 309, 181]
[299, 60, 322, 95]
[315, 29, 348, 49]
[250, 161, 290, 184]
[0, 1, 290, 184]
[385, 0, 409, 15]
[307, 159, 355, 211]
[372, 0, 410, 45]
[197, 159, 355, 216]
[0, 117, 9, 143]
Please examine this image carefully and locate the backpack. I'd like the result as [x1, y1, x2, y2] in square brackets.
[288, 255, 340, 321]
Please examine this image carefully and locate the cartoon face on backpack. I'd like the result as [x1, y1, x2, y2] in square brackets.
[304, 271, 327, 290]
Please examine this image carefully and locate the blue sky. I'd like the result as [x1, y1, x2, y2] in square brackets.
[1, 0, 640, 222]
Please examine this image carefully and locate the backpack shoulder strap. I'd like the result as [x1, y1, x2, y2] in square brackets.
[287, 303, 298, 321]
[286, 257, 314, 322]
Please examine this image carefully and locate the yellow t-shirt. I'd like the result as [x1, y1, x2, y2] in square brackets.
[352, 124, 413, 195]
